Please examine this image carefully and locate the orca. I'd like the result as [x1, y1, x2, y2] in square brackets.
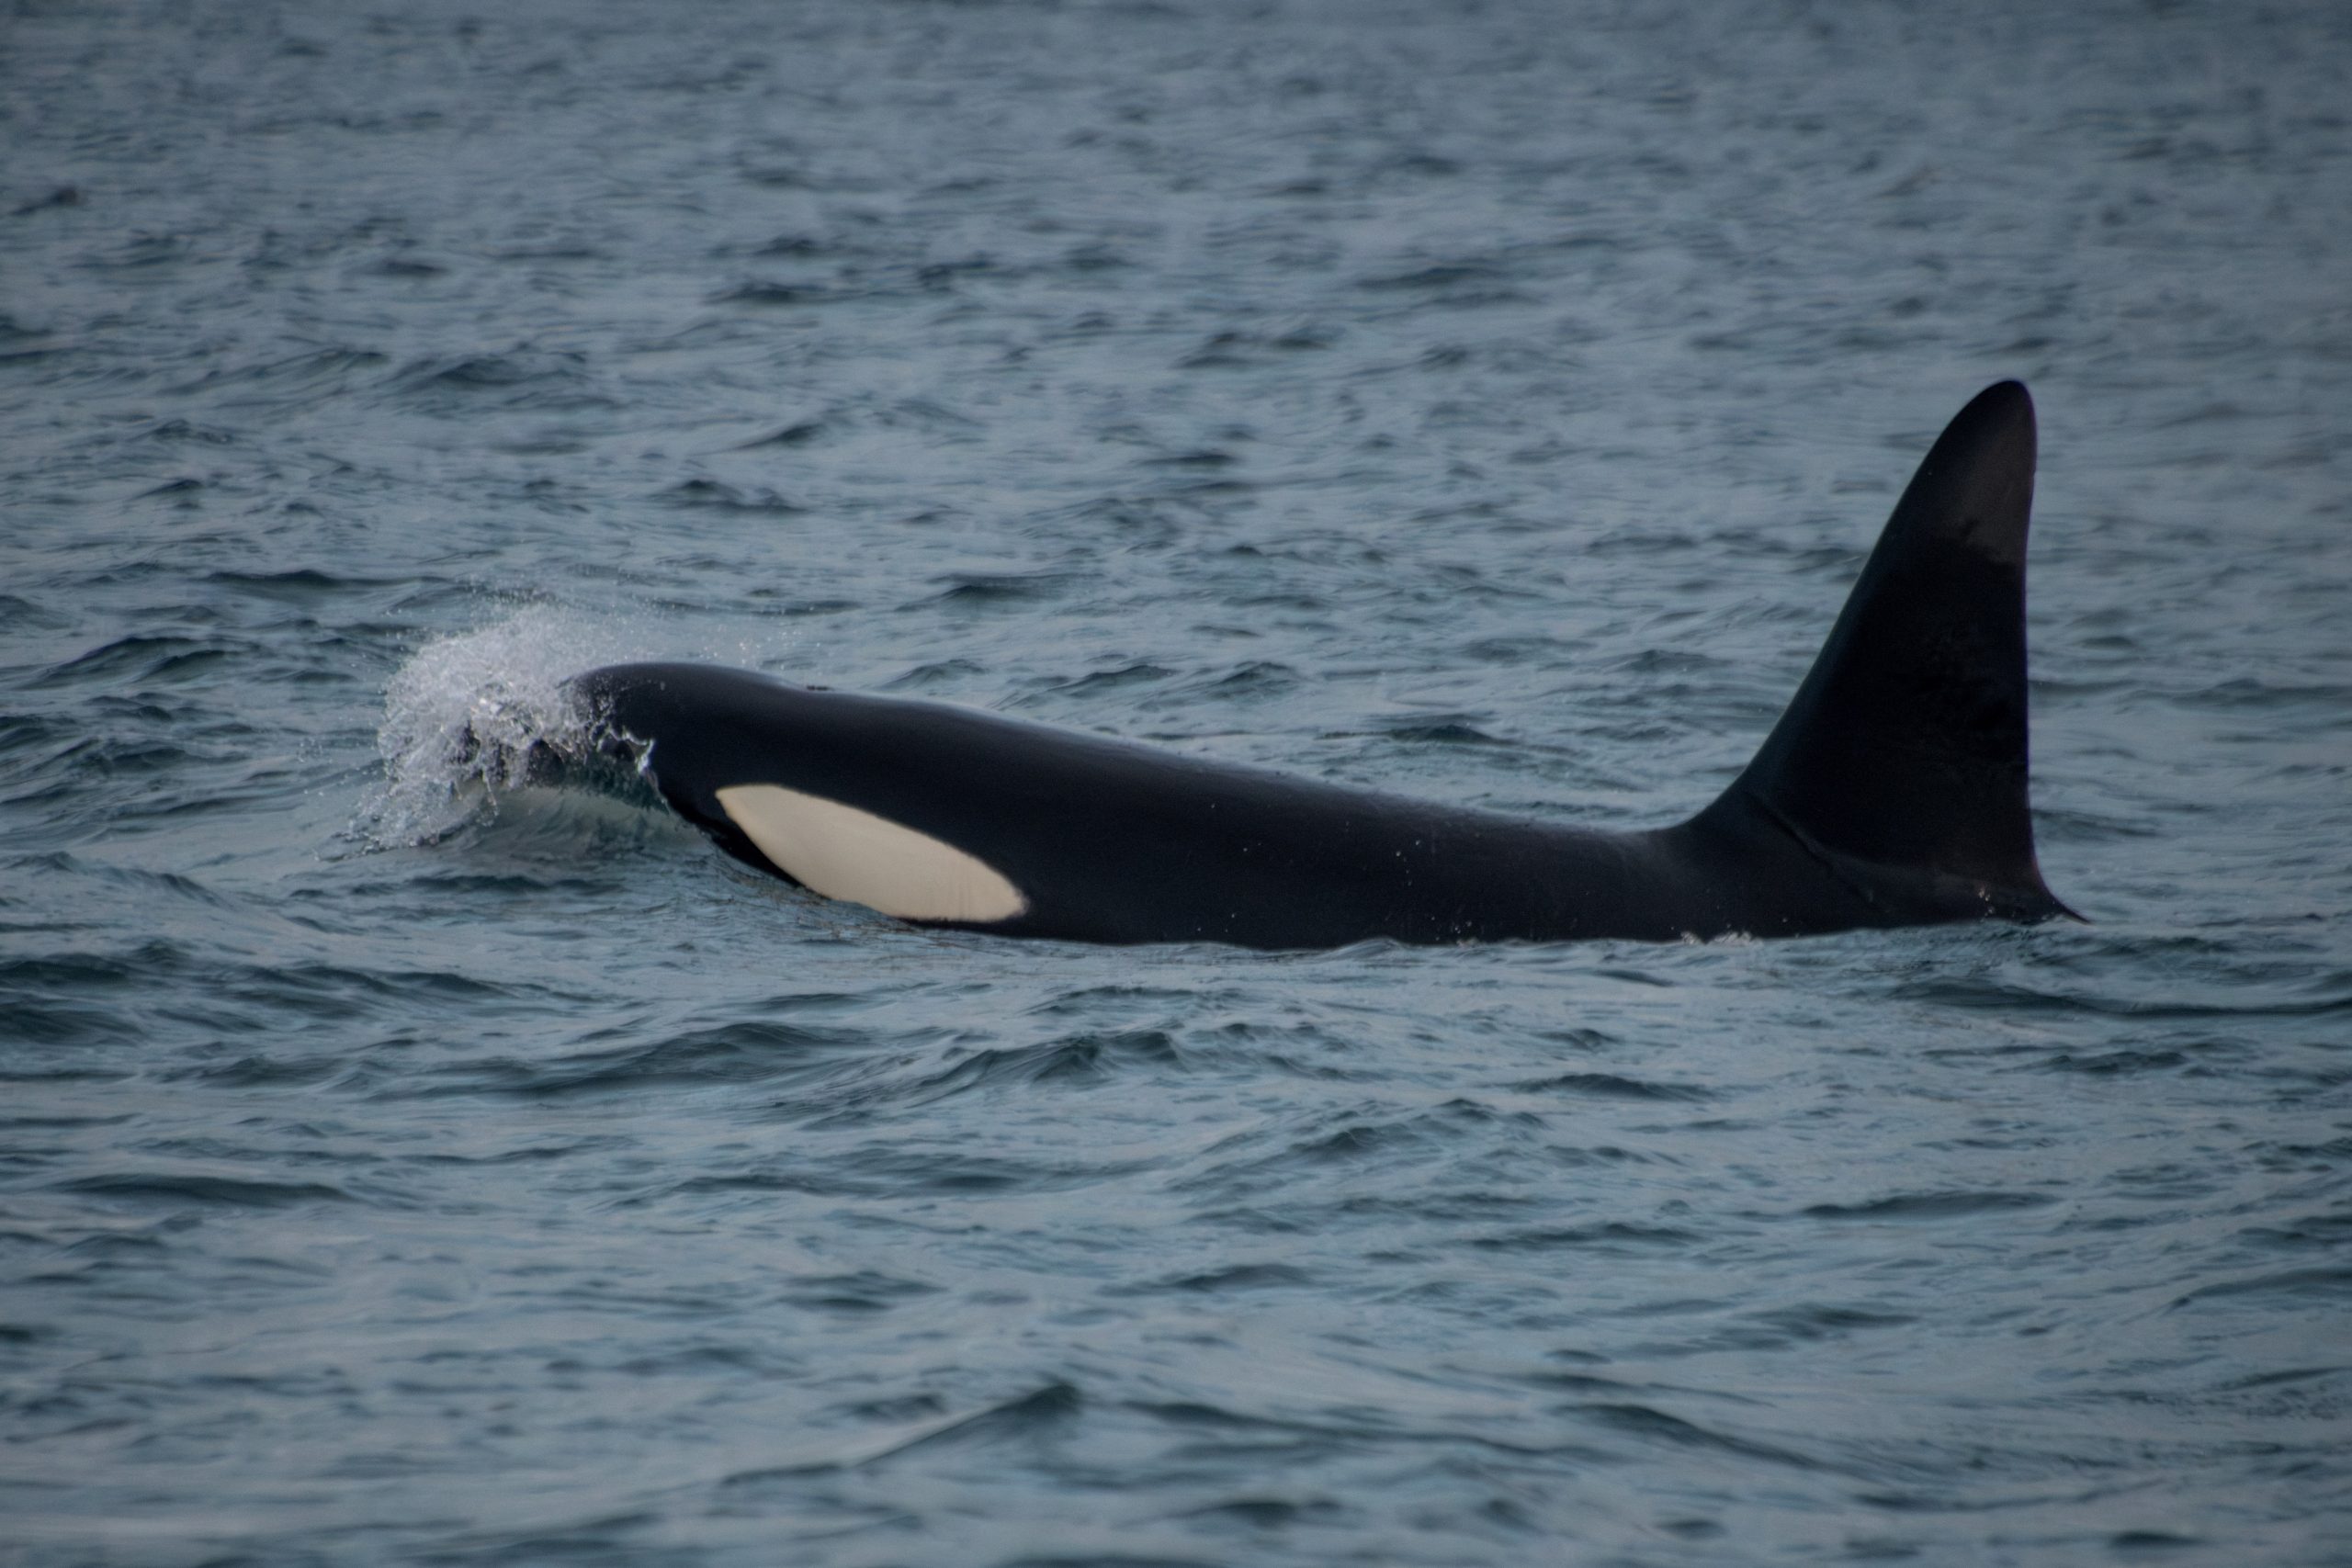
[566, 381, 2073, 949]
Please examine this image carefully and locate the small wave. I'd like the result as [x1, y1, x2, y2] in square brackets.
[897, 1031, 1185, 1101]
[709, 280, 887, 310]
[1572, 1402, 1826, 1472]
[658, 478, 805, 514]
[1801, 1190, 2054, 1222]
[0, 593, 69, 630]
[421, 1020, 880, 1100]
[729, 418, 827, 449]
[205, 567, 397, 601]
[1374, 717, 1501, 746]
[1468, 1223, 1701, 1253]
[1513, 1071, 1713, 1102]
[1106, 1262, 1316, 1297]
[722, 1382, 1083, 1484]
[1194, 660, 1301, 701]
[1355, 259, 1510, 292]
[2171, 1267, 2352, 1310]
[0, 1001, 132, 1050]
[57, 1171, 355, 1208]
[161, 345, 387, 401]
[32, 632, 250, 690]
[880, 658, 988, 692]
[775, 1269, 941, 1315]
[915, 571, 1080, 609]
[865, 1382, 1083, 1461]
[1899, 975, 2352, 1021]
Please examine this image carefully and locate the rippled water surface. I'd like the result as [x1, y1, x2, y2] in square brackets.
[5, 1, 2350, 1562]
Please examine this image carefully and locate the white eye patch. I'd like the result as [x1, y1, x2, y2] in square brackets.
[715, 783, 1028, 924]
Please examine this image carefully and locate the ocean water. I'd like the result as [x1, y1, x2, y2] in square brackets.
[4, 1, 2350, 1562]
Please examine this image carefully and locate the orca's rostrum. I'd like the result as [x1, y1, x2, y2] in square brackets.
[568, 382, 2074, 949]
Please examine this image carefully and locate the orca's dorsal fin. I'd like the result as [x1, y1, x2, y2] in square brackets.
[1702, 381, 2073, 921]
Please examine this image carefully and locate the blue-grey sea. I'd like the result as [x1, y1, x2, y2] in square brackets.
[5, 2, 2349, 1562]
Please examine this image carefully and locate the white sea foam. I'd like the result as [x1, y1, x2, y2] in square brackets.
[363, 606, 636, 848]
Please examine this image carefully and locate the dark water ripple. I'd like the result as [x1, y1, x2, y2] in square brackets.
[4, 0, 2351, 1563]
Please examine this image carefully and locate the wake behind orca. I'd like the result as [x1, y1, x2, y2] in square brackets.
[566, 381, 2073, 949]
